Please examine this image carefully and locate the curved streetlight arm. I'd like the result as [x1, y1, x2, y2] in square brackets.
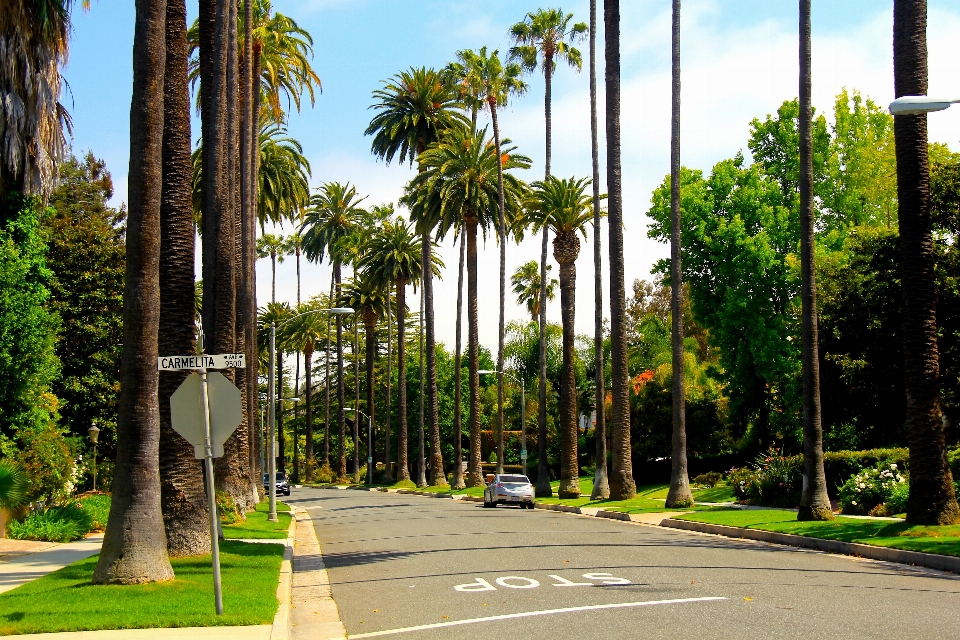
[889, 96, 960, 115]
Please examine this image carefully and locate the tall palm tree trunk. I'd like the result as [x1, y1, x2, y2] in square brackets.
[418, 279, 427, 487]
[589, 0, 609, 500]
[556, 239, 581, 499]
[893, 0, 960, 525]
[324, 270, 334, 468]
[277, 351, 285, 473]
[94, 0, 174, 584]
[425, 232, 445, 486]
[452, 236, 466, 489]
[270, 250, 277, 302]
[536, 50, 555, 498]
[797, 0, 832, 521]
[353, 318, 360, 483]
[304, 346, 315, 472]
[491, 103, 507, 477]
[159, 0, 208, 557]
[396, 277, 410, 482]
[466, 217, 483, 487]
[666, 0, 693, 509]
[605, 0, 636, 500]
[384, 283, 394, 481]
[336, 263, 348, 481]
[364, 310, 377, 484]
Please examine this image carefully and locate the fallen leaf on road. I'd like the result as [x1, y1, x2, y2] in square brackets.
[442, 616, 449, 619]
[373, 609, 378, 613]
[744, 597, 753, 601]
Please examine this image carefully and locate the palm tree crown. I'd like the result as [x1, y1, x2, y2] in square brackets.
[525, 176, 602, 246]
[508, 9, 587, 78]
[512, 260, 557, 322]
[365, 67, 470, 164]
[358, 218, 424, 291]
[300, 182, 366, 264]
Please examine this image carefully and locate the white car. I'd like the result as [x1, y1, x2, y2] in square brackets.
[483, 474, 535, 509]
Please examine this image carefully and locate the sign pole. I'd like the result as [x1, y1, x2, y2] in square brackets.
[199, 367, 224, 615]
[367, 412, 373, 486]
[521, 379, 527, 477]
[268, 323, 278, 522]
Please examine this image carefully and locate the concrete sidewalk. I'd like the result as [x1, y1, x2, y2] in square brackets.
[0, 534, 103, 594]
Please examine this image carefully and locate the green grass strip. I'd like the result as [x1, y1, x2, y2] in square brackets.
[674, 509, 960, 557]
[0, 541, 284, 635]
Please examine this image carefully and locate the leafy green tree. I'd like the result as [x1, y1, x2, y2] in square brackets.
[45, 153, 124, 455]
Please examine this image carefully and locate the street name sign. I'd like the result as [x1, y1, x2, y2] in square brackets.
[158, 353, 246, 371]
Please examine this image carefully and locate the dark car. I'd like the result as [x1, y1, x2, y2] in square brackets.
[263, 471, 290, 496]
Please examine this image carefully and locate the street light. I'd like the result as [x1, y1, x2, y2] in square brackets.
[87, 423, 100, 492]
[889, 96, 960, 115]
[269, 307, 353, 521]
[478, 370, 527, 476]
[344, 408, 373, 486]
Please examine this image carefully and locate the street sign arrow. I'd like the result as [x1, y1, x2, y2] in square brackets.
[169, 372, 243, 458]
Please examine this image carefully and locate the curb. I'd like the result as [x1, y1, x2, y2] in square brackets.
[660, 518, 960, 573]
[534, 503, 582, 514]
[291, 508, 347, 639]
[269, 511, 298, 640]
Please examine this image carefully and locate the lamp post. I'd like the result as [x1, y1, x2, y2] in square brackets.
[344, 408, 373, 486]
[478, 370, 526, 476]
[269, 307, 353, 522]
[888, 96, 960, 115]
[87, 424, 100, 492]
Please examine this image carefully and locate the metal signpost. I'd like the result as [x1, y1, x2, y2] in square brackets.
[161, 352, 245, 615]
[345, 408, 373, 485]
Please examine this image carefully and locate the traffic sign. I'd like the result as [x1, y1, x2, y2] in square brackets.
[520, 450, 527, 459]
[169, 372, 243, 458]
[157, 353, 246, 371]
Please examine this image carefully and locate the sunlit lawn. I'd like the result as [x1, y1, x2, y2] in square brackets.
[675, 510, 960, 557]
[222, 500, 291, 539]
[0, 541, 283, 635]
[534, 478, 733, 512]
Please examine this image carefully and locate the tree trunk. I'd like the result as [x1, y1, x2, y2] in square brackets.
[94, 0, 174, 584]
[893, 0, 960, 525]
[214, 0, 254, 511]
[270, 251, 276, 303]
[353, 318, 360, 483]
[159, 0, 208, 557]
[336, 262, 347, 481]
[491, 102, 507, 478]
[589, 0, 609, 501]
[424, 231, 445, 486]
[277, 350, 285, 473]
[556, 240, 580, 499]
[796, 0, 833, 521]
[536, 51, 554, 499]
[452, 236, 466, 489]
[665, 0, 693, 509]
[396, 277, 410, 482]
[384, 282, 394, 481]
[365, 310, 377, 484]
[418, 278, 427, 487]
[304, 346, 314, 477]
[325, 270, 334, 467]
[466, 216, 484, 487]
[605, 0, 636, 500]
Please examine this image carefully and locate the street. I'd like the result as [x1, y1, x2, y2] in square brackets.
[289, 487, 960, 639]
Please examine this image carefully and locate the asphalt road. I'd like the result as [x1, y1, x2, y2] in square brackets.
[289, 487, 960, 639]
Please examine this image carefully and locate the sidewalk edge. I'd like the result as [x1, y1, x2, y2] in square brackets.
[269, 511, 298, 640]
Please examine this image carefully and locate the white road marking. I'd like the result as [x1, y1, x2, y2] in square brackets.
[548, 574, 593, 587]
[347, 596, 728, 638]
[495, 576, 540, 589]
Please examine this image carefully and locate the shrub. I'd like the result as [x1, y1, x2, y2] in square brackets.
[692, 471, 723, 488]
[726, 448, 802, 507]
[216, 490, 243, 524]
[7, 502, 93, 542]
[79, 493, 110, 531]
[839, 462, 906, 515]
[313, 463, 335, 484]
[729, 466, 761, 502]
[883, 480, 910, 516]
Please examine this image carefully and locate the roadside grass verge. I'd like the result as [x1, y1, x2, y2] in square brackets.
[415, 484, 485, 497]
[222, 500, 291, 539]
[674, 510, 960, 557]
[0, 541, 283, 635]
[534, 480, 730, 512]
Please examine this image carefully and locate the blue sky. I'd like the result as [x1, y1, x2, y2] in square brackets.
[64, 1, 960, 350]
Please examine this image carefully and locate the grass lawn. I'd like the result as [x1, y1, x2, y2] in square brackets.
[222, 500, 291, 540]
[533, 479, 732, 513]
[0, 541, 284, 635]
[414, 483, 485, 497]
[675, 510, 960, 557]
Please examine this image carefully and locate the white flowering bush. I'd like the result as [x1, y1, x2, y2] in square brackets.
[839, 462, 906, 515]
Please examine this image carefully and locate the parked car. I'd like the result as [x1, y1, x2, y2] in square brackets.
[483, 474, 535, 509]
[263, 471, 290, 496]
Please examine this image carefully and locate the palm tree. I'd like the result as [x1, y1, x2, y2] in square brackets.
[93, 0, 174, 584]
[358, 219, 424, 483]
[406, 125, 530, 487]
[892, 0, 960, 525]
[664, 0, 693, 510]
[604, 0, 636, 500]
[511, 260, 557, 323]
[525, 176, 602, 498]
[159, 0, 208, 558]
[451, 234, 467, 489]
[366, 67, 468, 487]
[301, 182, 365, 480]
[256, 233, 288, 303]
[587, 0, 609, 501]
[340, 275, 388, 483]
[285, 302, 327, 479]
[0, 0, 77, 200]
[509, 7, 587, 496]
[794, 0, 832, 521]
[444, 50, 486, 129]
